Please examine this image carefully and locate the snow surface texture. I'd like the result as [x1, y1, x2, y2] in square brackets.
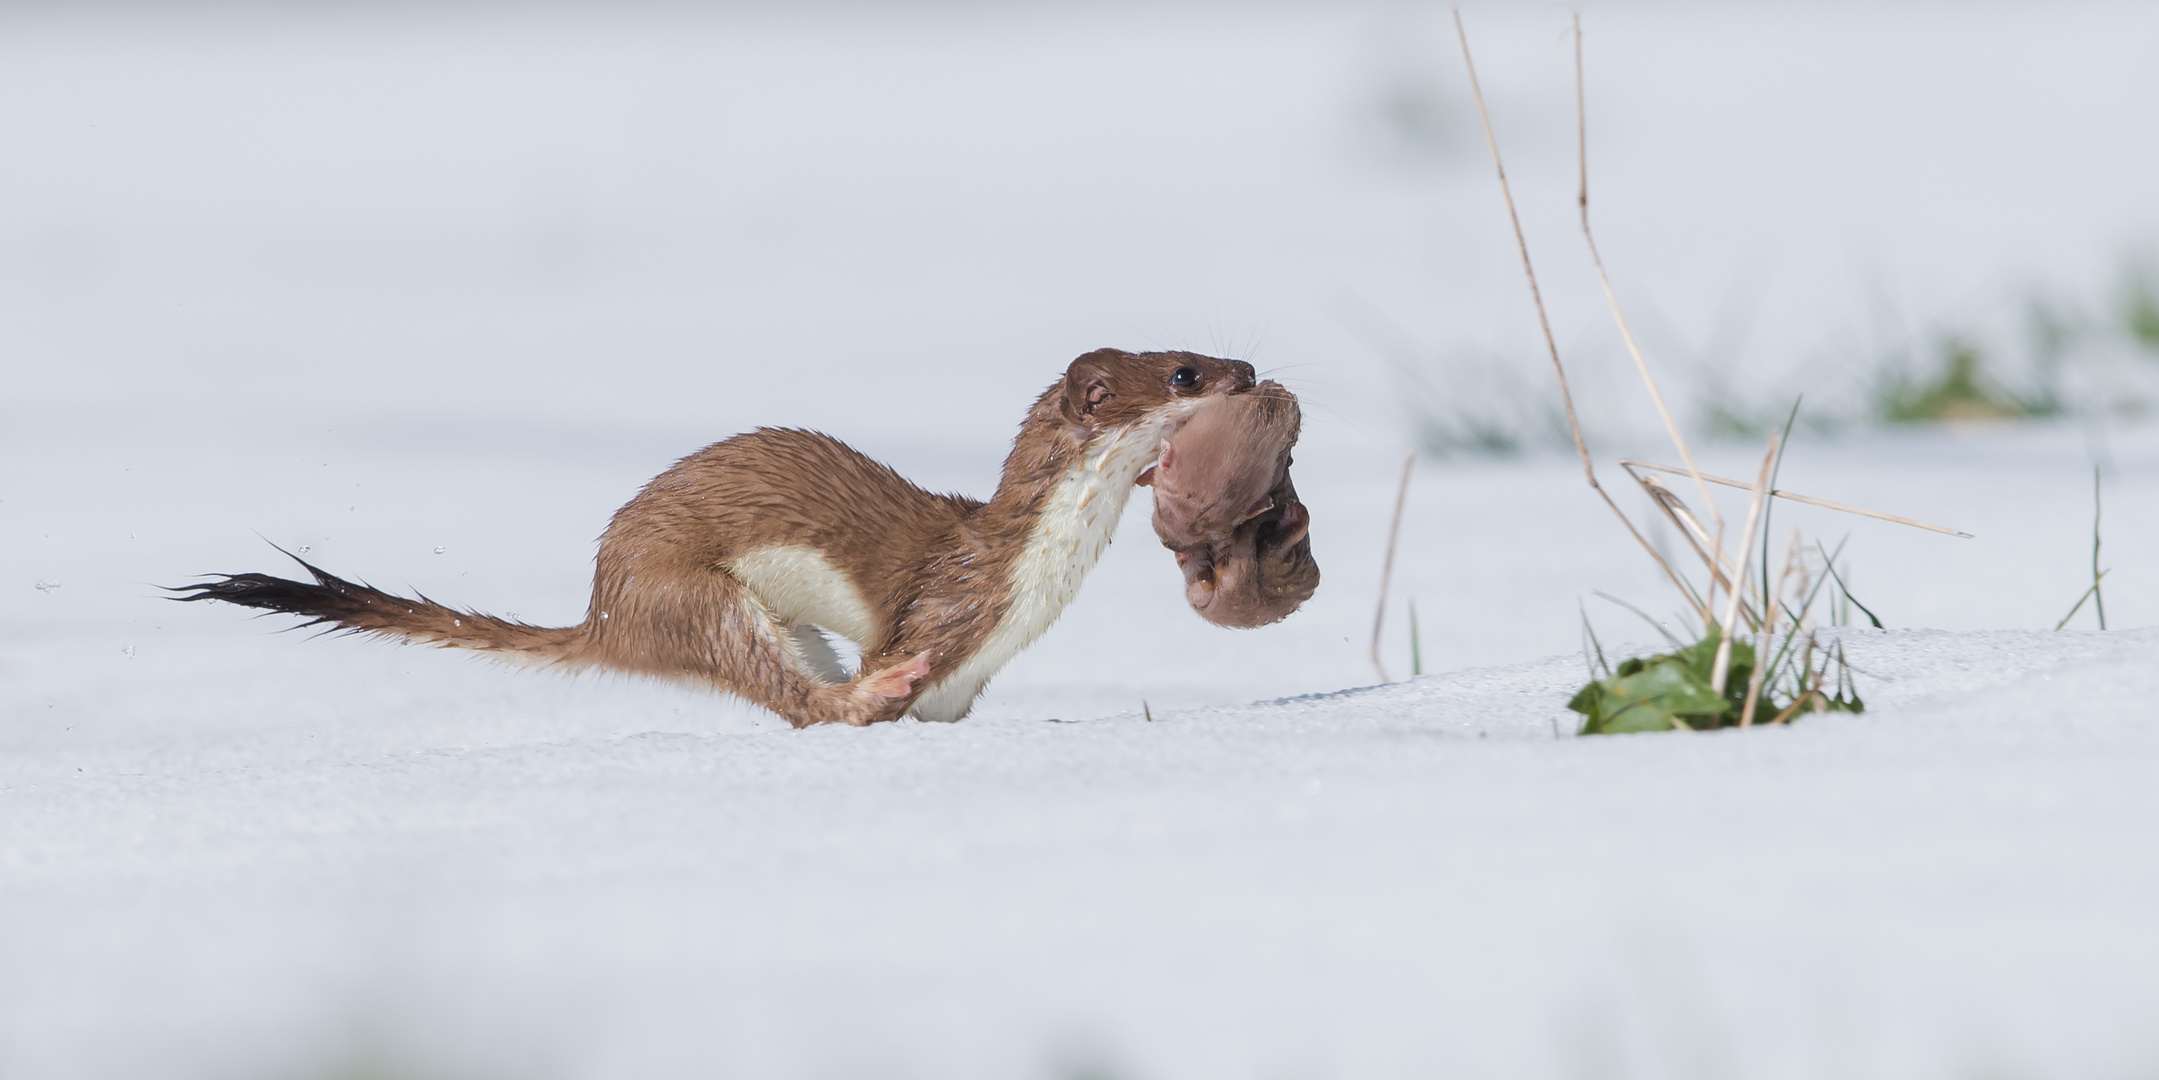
[5, 4, 2159, 1078]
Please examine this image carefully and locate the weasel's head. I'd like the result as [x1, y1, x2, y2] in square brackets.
[1041, 348, 1318, 628]
[1054, 348, 1258, 434]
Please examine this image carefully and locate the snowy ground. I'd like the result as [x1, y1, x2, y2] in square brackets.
[8, 618, 2159, 1080]
[6, 4, 2159, 1078]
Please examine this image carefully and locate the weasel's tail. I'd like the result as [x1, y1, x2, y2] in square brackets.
[169, 551, 585, 665]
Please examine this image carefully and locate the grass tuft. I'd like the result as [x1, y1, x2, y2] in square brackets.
[1568, 623, 1863, 735]
[1569, 544, 1870, 736]
[1450, 11, 1963, 736]
[1880, 336, 2057, 424]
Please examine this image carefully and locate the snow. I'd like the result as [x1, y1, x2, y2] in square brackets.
[5, 3, 2159, 1078]
[9, 618, 2159, 1078]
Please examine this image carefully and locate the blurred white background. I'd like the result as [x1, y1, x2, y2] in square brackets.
[7, 0, 2158, 681]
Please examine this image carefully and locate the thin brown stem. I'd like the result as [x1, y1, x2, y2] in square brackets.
[1622, 474, 1713, 611]
[1712, 431, 1780, 695]
[1454, 9, 1704, 624]
[1574, 14, 1720, 533]
[1618, 459, 1974, 538]
[1371, 452, 1414, 683]
[1769, 690, 1819, 727]
[1624, 469, 1757, 629]
[1629, 469, 1717, 554]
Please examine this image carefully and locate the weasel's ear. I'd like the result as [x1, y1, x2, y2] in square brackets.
[1060, 349, 1124, 424]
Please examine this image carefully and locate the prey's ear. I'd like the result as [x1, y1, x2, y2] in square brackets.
[1060, 348, 1125, 425]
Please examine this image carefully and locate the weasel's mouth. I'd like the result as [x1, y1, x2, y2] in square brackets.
[1133, 431, 1180, 489]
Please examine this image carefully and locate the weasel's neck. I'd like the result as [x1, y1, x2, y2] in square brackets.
[909, 408, 1190, 722]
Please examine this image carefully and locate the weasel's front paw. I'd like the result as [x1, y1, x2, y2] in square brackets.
[856, 651, 931, 698]
[822, 651, 933, 725]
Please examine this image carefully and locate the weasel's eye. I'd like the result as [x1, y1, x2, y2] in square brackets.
[1170, 367, 1201, 390]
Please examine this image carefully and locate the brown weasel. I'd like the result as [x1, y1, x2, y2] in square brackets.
[175, 349, 1320, 727]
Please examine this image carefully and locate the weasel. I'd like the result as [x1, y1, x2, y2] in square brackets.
[175, 349, 1320, 727]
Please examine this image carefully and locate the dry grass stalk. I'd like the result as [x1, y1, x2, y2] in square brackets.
[1371, 452, 1415, 683]
[1573, 15, 1721, 537]
[1740, 531, 1801, 727]
[1496, 15, 1894, 737]
[1632, 471, 1717, 556]
[1571, 16, 1959, 641]
[1629, 475, 1716, 607]
[1619, 458, 1974, 539]
[1711, 432, 1781, 695]
[1451, 9, 1706, 624]
[1768, 688, 1812, 726]
[1627, 469, 1758, 625]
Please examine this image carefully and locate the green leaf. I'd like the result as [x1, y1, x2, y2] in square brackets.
[1568, 627, 1800, 735]
[1608, 656, 1728, 717]
[1566, 681, 1608, 716]
[1599, 700, 1682, 734]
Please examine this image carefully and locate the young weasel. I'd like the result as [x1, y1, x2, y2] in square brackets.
[1144, 381, 1316, 628]
[176, 349, 1320, 727]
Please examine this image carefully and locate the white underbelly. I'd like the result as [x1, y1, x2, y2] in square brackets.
[909, 411, 1190, 723]
[725, 545, 883, 645]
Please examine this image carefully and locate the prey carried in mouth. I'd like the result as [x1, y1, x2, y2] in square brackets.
[1140, 381, 1318, 628]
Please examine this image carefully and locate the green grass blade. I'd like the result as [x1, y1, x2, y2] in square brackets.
[1816, 540, 1885, 629]
[1592, 590, 1684, 647]
[1410, 598, 1424, 677]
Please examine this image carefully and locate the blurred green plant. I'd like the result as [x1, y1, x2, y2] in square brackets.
[1879, 336, 2058, 424]
[2118, 257, 2159, 353]
[1339, 297, 1577, 459]
[248, 1025, 528, 1080]
[1697, 252, 2159, 440]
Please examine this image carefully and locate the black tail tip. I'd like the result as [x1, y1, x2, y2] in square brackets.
[164, 573, 329, 615]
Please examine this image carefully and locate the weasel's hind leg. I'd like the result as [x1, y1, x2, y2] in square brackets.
[590, 569, 925, 727]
